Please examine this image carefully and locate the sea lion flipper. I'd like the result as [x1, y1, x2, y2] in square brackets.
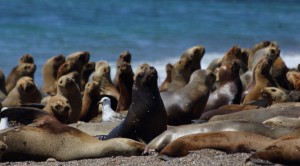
[0, 107, 50, 125]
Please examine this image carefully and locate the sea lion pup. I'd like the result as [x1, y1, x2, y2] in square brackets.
[161, 70, 216, 125]
[80, 81, 101, 122]
[42, 54, 65, 95]
[80, 61, 95, 90]
[0, 107, 144, 161]
[116, 62, 134, 112]
[263, 116, 300, 129]
[0, 71, 7, 101]
[166, 56, 193, 91]
[204, 61, 242, 112]
[159, 131, 272, 158]
[286, 70, 300, 90]
[242, 53, 279, 104]
[143, 120, 292, 154]
[134, 63, 149, 81]
[180, 45, 205, 71]
[113, 50, 132, 90]
[56, 74, 82, 123]
[159, 63, 173, 92]
[92, 61, 120, 101]
[261, 87, 289, 106]
[2, 76, 41, 107]
[5, 58, 36, 93]
[43, 95, 70, 124]
[100, 97, 126, 122]
[208, 104, 300, 123]
[106, 66, 167, 143]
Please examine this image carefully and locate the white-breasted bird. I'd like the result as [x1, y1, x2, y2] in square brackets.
[0, 107, 9, 130]
[99, 97, 126, 122]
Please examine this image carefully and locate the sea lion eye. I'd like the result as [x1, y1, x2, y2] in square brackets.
[55, 105, 62, 110]
[271, 88, 276, 92]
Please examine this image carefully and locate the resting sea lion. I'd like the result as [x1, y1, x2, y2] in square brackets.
[159, 63, 173, 92]
[159, 131, 272, 158]
[113, 50, 131, 90]
[42, 54, 65, 95]
[69, 122, 121, 136]
[180, 45, 205, 71]
[2, 76, 41, 107]
[106, 66, 167, 143]
[261, 87, 289, 106]
[263, 116, 300, 129]
[161, 69, 216, 125]
[0, 107, 144, 161]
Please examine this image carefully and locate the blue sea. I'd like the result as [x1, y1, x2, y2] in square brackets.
[1, 0, 300, 87]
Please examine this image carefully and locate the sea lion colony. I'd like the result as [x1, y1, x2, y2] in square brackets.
[0, 41, 300, 164]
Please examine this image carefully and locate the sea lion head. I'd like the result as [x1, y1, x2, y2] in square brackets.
[190, 69, 216, 88]
[17, 76, 37, 93]
[286, 71, 300, 90]
[84, 81, 100, 97]
[223, 45, 241, 61]
[181, 46, 205, 71]
[57, 60, 81, 79]
[219, 61, 240, 83]
[134, 66, 158, 87]
[19, 54, 34, 64]
[16, 63, 36, 77]
[48, 95, 71, 123]
[118, 62, 134, 77]
[66, 51, 90, 65]
[172, 56, 193, 80]
[93, 61, 111, 82]
[118, 50, 131, 64]
[83, 61, 95, 74]
[57, 74, 78, 91]
[52, 54, 66, 69]
[261, 87, 288, 105]
[134, 63, 150, 81]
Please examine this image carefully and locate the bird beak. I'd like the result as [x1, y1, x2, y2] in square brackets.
[98, 101, 103, 105]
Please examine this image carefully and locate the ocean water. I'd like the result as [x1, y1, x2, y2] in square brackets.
[0, 0, 300, 87]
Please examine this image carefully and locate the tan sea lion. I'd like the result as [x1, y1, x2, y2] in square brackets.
[5, 61, 36, 93]
[106, 66, 167, 143]
[180, 45, 205, 71]
[0, 107, 144, 161]
[66, 51, 90, 67]
[80, 81, 101, 122]
[206, 57, 222, 72]
[43, 95, 70, 124]
[113, 50, 131, 90]
[159, 63, 173, 92]
[261, 87, 289, 106]
[247, 41, 275, 70]
[134, 63, 149, 81]
[159, 131, 272, 158]
[69, 122, 121, 136]
[263, 116, 300, 129]
[0, 71, 7, 101]
[161, 69, 216, 125]
[287, 70, 300, 90]
[80, 61, 95, 90]
[56, 74, 82, 123]
[204, 61, 242, 112]
[116, 62, 134, 112]
[166, 56, 193, 91]
[2, 76, 41, 107]
[42, 54, 65, 95]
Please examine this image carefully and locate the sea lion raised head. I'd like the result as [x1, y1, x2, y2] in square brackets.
[19, 54, 34, 64]
[134, 63, 150, 81]
[43, 95, 71, 124]
[81, 61, 95, 90]
[180, 45, 205, 71]
[106, 66, 167, 143]
[66, 51, 90, 67]
[248, 41, 276, 69]
[113, 51, 132, 89]
[56, 60, 81, 80]
[92, 61, 112, 83]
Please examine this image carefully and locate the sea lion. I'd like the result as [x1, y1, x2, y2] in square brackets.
[42, 54, 65, 95]
[180, 45, 205, 71]
[100, 97, 125, 122]
[221, 45, 247, 73]
[209, 104, 300, 123]
[134, 63, 149, 81]
[286, 70, 300, 90]
[204, 61, 242, 112]
[66, 51, 90, 67]
[113, 50, 131, 90]
[243, 54, 278, 104]
[166, 56, 193, 91]
[159, 63, 173, 92]
[5, 61, 36, 93]
[2, 76, 41, 107]
[116, 62, 134, 112]
[247, 41, 275, 70]
[0, 107, 144, 161]
[0, 71, 7, 101]
[19, 54, 34, 64]
[80, 81, 101, 122]
[106, 66, 167, 143]
[144, 120, 293, 154]
[0, 140, 7, 160]
[263, 116, 300, 129]
[56, 60, 81, 82]
[69, 122, 121, 136]
[92, 61, 120, 101]
[80, 61, 95, 90]
[159, 131, 272, 158]
[261, 87, 289, 106]
[270, 57, 291, 90]
[43, 95, 70, 124]
[206, 57, 222, 72]
[56, 74, 82, 123]
[161, 69, 216, 125]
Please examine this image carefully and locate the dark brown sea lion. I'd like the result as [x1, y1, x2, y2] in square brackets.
[134, 63, 149, 81]
[287, 70, 300, 90]
[159, 131, 272, 158]
[42, 54, 65, 95]
[204, 61, 242, 112]
[116, 62, 134, 112]
[0, 107, 144, 161]
[19, 54, 34, 64]
[80, 81, 101, 122]
[166, 56, 193, 91]
[92, 61, 120, 101]
[2, 76, 41, 107]
[243, 54, 278, 104]
[180, 45, 205, 71]
[80, 61, 95, 90]
[106, 66, 167, 143]
[161, 69, 216, 125]
[0, 71, 7, 101]
[159, 63, 173, 92]
[56, 74, 82, 123]
[270, 57, 291, 90]
[5, 61, 36, 93]
[43, 95, 70, 124]
[113, 50, 131, 90]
